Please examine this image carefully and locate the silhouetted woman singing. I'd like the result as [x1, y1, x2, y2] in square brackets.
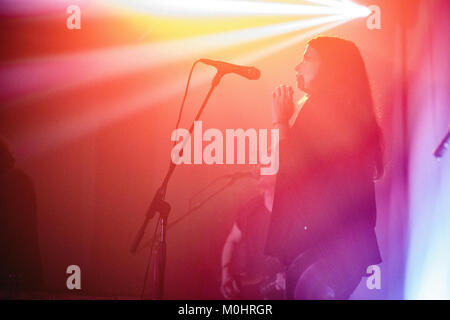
[266, 36, 383, 300]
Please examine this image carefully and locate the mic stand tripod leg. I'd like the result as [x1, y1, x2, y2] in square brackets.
[151, 211, 169, 300]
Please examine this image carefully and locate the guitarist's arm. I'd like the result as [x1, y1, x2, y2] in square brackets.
[220, 223, 242, 299]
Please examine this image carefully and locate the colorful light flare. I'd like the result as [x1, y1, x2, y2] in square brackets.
[13, 18, 349, 159]
[1, 13, 359, 104]
[116, 0, 371, 19]
[3, 0, 372, 157]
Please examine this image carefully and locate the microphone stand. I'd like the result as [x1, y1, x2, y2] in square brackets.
[137, 170, 256, 254]
[433, 125, 450, 159]
[130, 71, 224, 300]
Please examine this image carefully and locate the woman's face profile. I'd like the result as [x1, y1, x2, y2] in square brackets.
[295, 45, 320, 92]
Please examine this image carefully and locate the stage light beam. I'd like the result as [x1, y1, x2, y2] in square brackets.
[13, 19, 348, 159]
[118, 0, 371, 18]
[1, 13, 353, 104]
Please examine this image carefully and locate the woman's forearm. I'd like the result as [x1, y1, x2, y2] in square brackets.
[273, 122, 290, 141]
[221, 240, 236, 271]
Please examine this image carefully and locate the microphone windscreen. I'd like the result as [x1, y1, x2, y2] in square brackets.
[248, 67, 261, 80]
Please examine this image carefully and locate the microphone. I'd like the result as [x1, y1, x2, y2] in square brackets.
[434, 126, 450, 159]
[199, 59, 261, 80]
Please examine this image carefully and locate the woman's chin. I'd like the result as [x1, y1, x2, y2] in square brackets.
[296, 79, 301, 90]
[296, 77, 307, 92]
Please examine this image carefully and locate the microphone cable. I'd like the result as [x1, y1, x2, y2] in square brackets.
[172, 59, 201, 146]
